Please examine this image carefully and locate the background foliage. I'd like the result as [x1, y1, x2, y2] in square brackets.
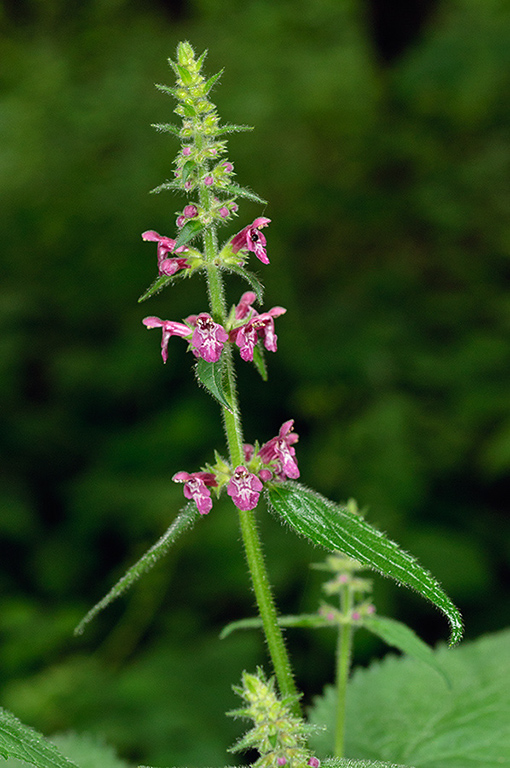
[1, 0, 509, 765]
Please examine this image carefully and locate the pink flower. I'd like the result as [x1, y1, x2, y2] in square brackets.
[227, 466, 263, 511]
[258, 420, 300, 480]
[173, 471, 217, 515]
[307, 759, 321, 768]
[142, 316, 192, 363]
[204, 175, 214, 186]
[231, 292, 286, 362]
[186, 313, 228, 363]
[230, 217, 271, 265]
[142, 230, 190, 276]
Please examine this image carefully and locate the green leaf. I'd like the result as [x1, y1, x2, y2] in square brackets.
[151, 122, 181, 136]
[220, 613, 328, 639]
[51, 733, 130, 768]
[224, 264, 264, 303]
[173, 219, 205, 250]
[149, 180, 181, 194]
[309, 629, 510, 768]
[154, 83, 179, 97]
[175, 63, 193, 85]
[265, 482, 463, 646]
[204, 69, 223, 94]
[0, 708, 78, 768]
[181, 160, 196, 184]
[137, 271, 188, 303]
[215, 123, 254, 135]
[362, 616, 450, 685]
[252, 342, 268, 381]
[74, 503, 198, 635]
[195, 358, 233, 414]
[223, 182, 267, 204]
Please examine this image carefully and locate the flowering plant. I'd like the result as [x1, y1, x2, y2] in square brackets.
[75, 41, 463, 767]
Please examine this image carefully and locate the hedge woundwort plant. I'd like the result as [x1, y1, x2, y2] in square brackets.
[75, 41, 464, 763]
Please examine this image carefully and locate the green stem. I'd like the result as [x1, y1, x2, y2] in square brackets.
[335, 586, 354, 758]
[202, 221, 299, 711]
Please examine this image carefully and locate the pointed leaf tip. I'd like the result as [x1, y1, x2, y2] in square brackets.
[266, 482, 463, 646]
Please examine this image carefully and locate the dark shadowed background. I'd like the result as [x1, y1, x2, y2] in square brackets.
[1, 0, 510, 764]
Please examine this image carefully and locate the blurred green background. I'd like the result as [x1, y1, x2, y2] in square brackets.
[1, 0, 510, 764]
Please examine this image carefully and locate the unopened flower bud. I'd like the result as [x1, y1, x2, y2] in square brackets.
[183, 204, 198, 218]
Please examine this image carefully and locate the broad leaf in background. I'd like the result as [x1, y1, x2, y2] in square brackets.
[265, 482, 463, 645]
[363, 616, 450, 685]
[74, 502, 198, 635]
[195, 358, 233, 413]
[0, 708, 78, 768]
[220, 612, 447, 682]
[309, 629, 510, 768]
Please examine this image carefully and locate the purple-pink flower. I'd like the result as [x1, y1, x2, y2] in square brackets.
[230, 217, 271, 265]
[173, 471, 217, 515]
[142, 316, 192, 363]
[231, 292, 286, 362]
[258, 419, 300, 480]
[186, 313, 229, 363]
[142, 230, 190, 276]
[227, 466, 263, 511]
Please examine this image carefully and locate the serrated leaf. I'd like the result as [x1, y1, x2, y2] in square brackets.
[265, 482, 463, 646]
[309, 629, 510, 768]
[151, 122, 181, 136]
[224, 264, 264, 303]
[74, 503, 197, 635]
[362, 616, 450, 685]
[173, 219, 205, 250]
[138, 272, 187, 303]
[223, 183, 267, 204]
[195, 358, 233, 413]
[252, 342, 268, 381]
[0, 708, 79, 768]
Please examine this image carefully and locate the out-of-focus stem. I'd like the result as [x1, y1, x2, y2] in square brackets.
[334, 584, 354, 757]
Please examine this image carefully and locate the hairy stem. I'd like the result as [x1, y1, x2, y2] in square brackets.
[202, 219, 299, 711]
[334, 585, 354, 757]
